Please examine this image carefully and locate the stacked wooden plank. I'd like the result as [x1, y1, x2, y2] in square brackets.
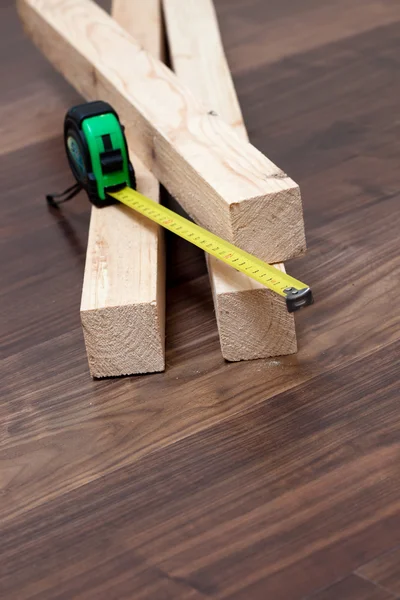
[17, 0, 307, 377]
[80, 0, 165, 377]
[163, 0, 297, 362]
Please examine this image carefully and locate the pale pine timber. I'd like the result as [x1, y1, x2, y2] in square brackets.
[80, 0, 165, 377]
[17, 0, 306, 263]
[112, 0, 163, 63]
[163, 0, 296, 360]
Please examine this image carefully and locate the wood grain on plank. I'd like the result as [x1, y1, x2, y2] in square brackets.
[80, 0, 165, 377]
[16, 0, 306, 263]
[112, 0, 163, 64]
[164, 0, 296, 361]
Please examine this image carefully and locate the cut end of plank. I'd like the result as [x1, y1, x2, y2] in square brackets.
[229, 183, 307, 263]
[208, 256, 297, 361]
[81, 303, 165, 378]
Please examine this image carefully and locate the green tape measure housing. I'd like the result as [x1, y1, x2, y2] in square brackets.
[64, 100, 135, 207]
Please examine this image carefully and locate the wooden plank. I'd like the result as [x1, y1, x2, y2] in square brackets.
[112, 0, 163, 64]
[80, 0, 165, 377]
[163, 0, 296, 360]
[17, 0, 306, 263]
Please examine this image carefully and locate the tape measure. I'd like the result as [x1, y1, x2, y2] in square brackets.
[48, 101, 313, 313]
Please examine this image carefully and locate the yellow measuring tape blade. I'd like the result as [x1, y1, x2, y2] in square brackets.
[109, 187, 312, 311]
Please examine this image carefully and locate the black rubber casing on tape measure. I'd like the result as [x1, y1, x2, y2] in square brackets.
[64, 100, 136, 208]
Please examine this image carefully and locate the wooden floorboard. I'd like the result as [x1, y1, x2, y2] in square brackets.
[306, 574, 396, 600]
[214, 0, 400, 72]
[2, 341, 400, 599]
[358, 548, 400, 598]
[1, 0, 400, 597]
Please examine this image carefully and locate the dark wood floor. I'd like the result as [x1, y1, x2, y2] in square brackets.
[1, 0, 400, 598]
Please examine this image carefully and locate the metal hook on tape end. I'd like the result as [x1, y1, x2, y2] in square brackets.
[284, 287, 314, 313]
